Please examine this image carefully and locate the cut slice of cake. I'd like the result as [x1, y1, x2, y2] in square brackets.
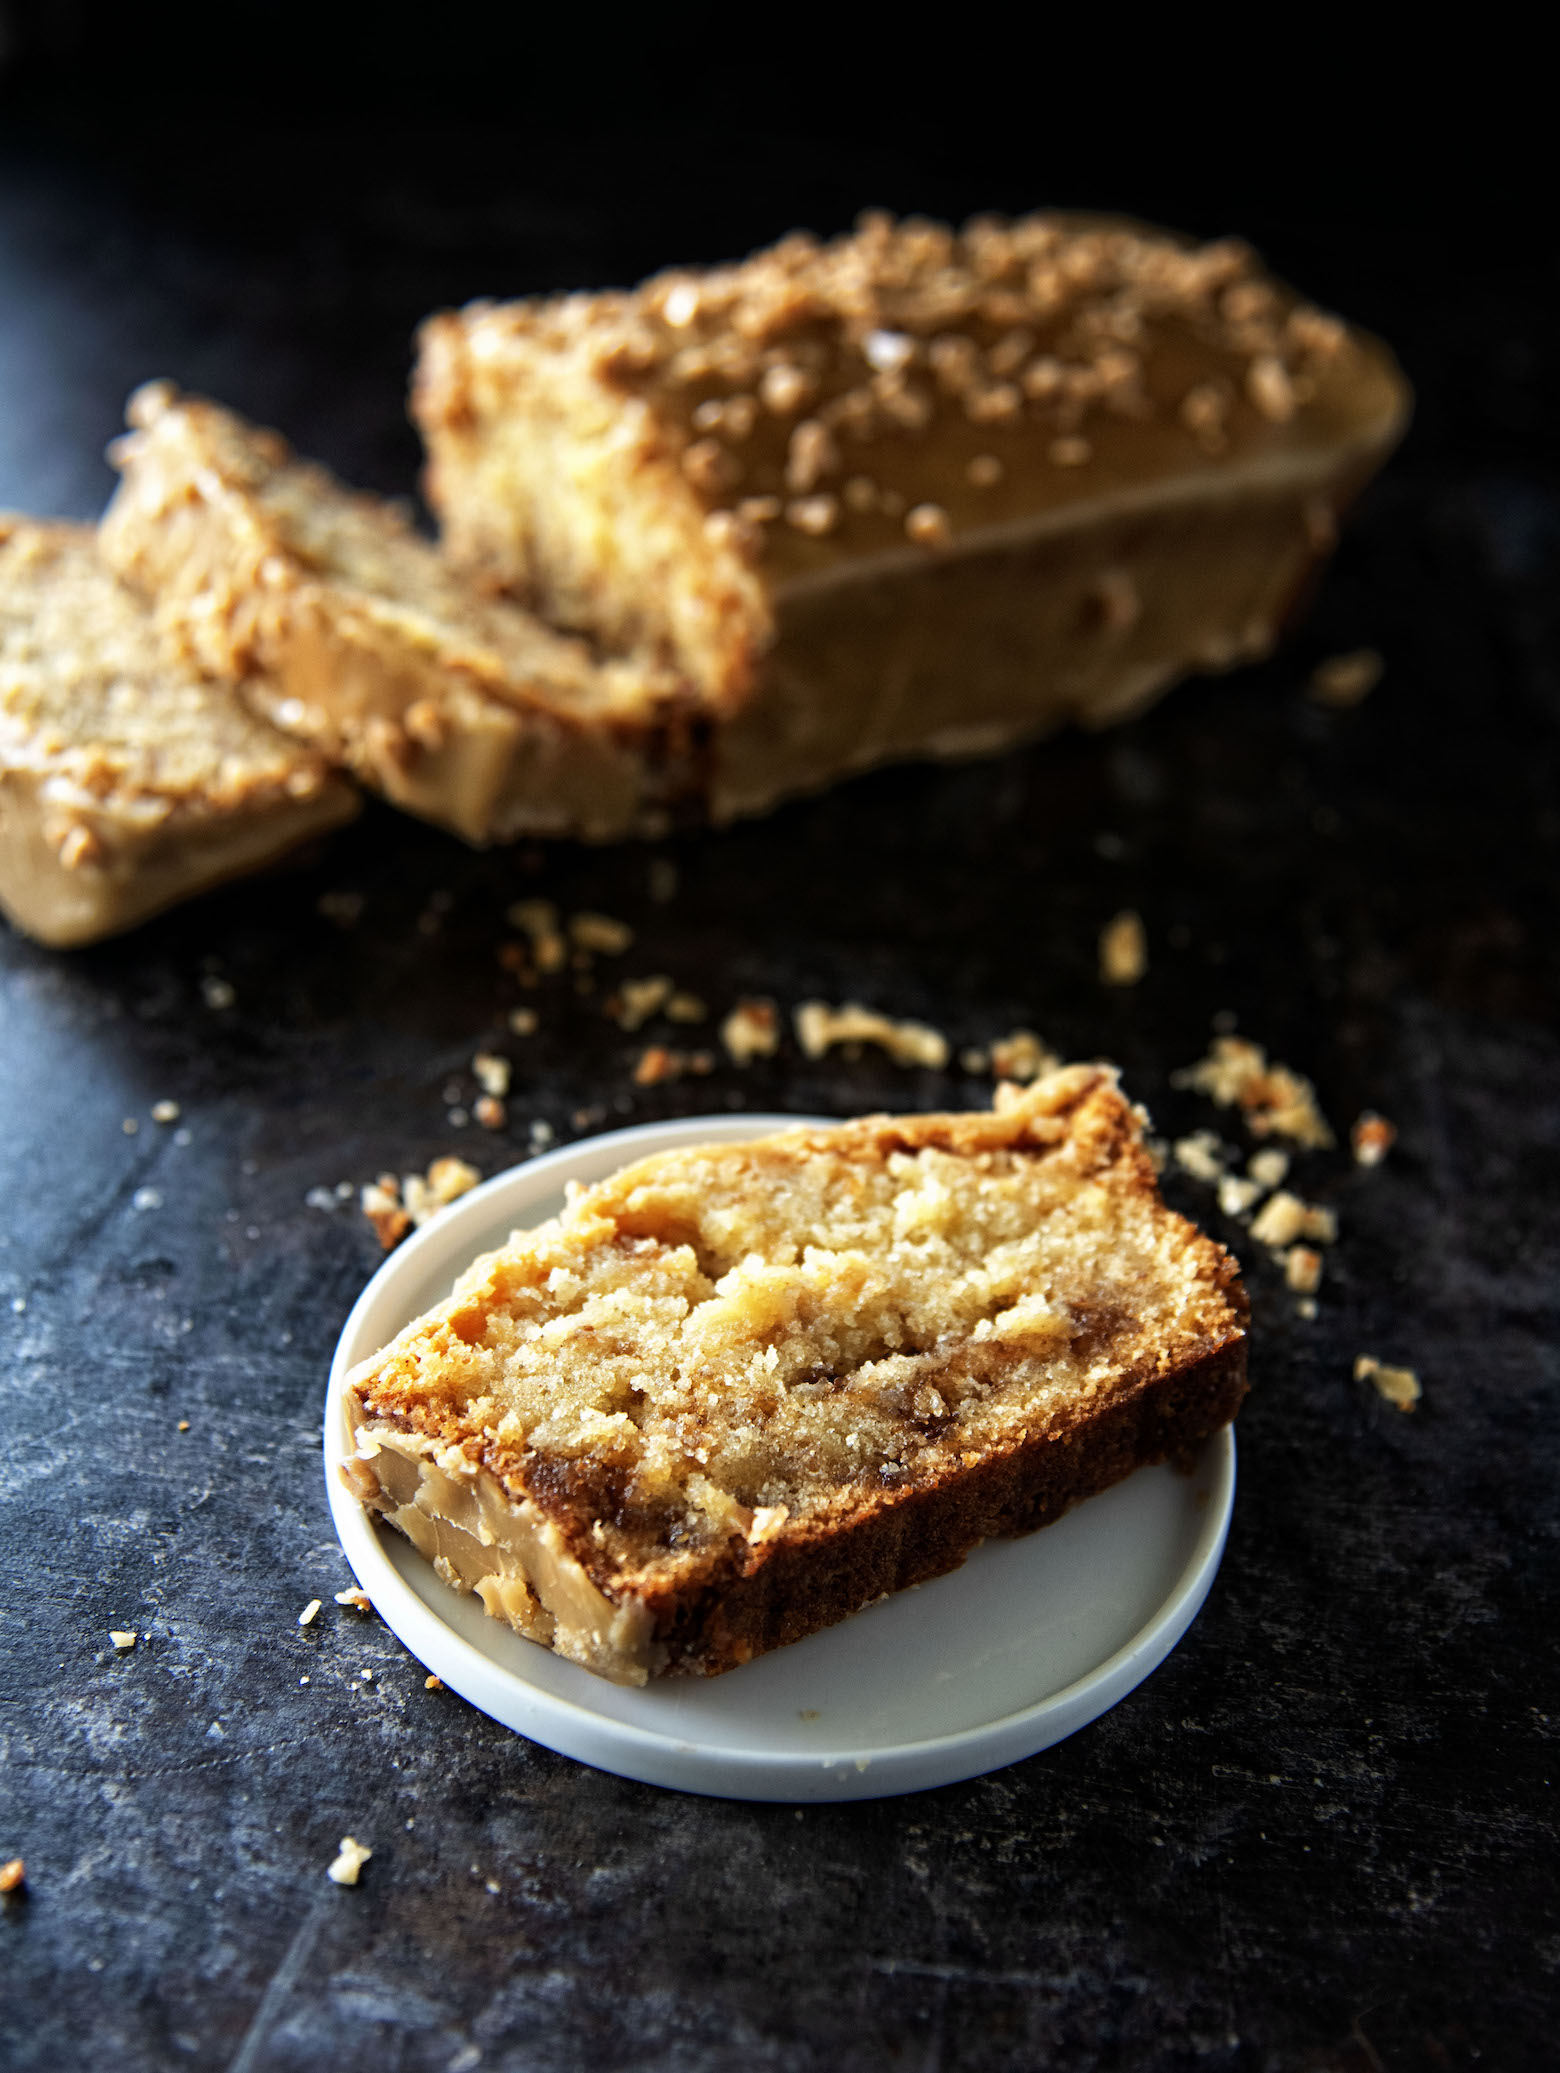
[0, 518, 357, 947]
[340, 1067, 1248, 1684]
[99, 384, 691, 844]
[413, 209, 1411, 825]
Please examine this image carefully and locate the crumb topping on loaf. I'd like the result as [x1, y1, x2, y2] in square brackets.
[348, 1068, 1245, 1610]
[0, 517, 337, 828]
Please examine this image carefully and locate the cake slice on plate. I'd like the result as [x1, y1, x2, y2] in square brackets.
[0, 517, 356, 947]
[340, 1067, 1248, 1683]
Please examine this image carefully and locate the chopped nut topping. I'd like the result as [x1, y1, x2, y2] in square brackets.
[904, 503, 952, 550]
[1310, 649, 1384, 709]
[1284, 1245, 1323, 1294]
[0, 1860, 24, 1895]
[1352, 1111, 1397, 1166]
[759, 363, 816, 415]
[1099, 910, 1147, 986]
[334, 1588, 373, 1612]
[987, 1029, 1059, 1082]
[569, 911, 633, 956]
[680, 438, 738, 496]
[1355, 1355, 1420, 1412]
[297, 1600, 322, 1627]
[1172, 1035, 1334, 1149]
[327, 1836, 372, 1887]
[794, 1001, 949, 1069]
[1249, 1190, 1337, 1249]
[1179, 381, 1230, 451]
[403, 1157, 481, 1228]
[1247, 355, 1296, 422]
[720, 997, 780, 1064]
[786, 419, 840, 493]
[361, 1177, 411, 1251]
[786, 495, 840, 537]
[472, 1053, 511, 1098]
[863, 329, 915, 373]
[109, 1630, 137, 1651]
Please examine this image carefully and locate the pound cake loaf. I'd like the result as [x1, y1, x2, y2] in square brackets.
[414, 209, 1411, 824]
[101, 384, 691, 843]
[0, 518, 357, 947]
[340, 1067, 1248, 1683]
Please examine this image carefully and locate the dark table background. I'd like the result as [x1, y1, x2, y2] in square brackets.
[1, 19, 1556, 2070]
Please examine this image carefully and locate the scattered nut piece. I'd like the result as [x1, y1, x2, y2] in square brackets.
[402, 1157, 481, 1229]
[508, 1007, 539, 1037]
[633, 1046, 714, 1086]
[472, 1053, 511, 1099]
[1284, 1246, 1324, 1294]
[988, 1030, 1059, 1083]
[1356, 1356, 1421, 1412]
[1100, 910, 1147, 986]
[794, 1001, 949, 1069]
[177, 1420, 190, 1432]
[473, 1096, 506, 1131]
[721, 998, 780, 1064]
[326, 1837, 372, 1887]
[1352, 1112, 1397, 1166]
[298, 1600, 322, 1627]
[570, 912, 634, 956]
[361, 1177, 411, 1251]
[151, 1100, 181, 1124]
[333, 1588, 372, 1612]
[1250, 1190, 1338, 1249]
[608, 975, 673, 1030]
[507, 899, 566, 973]
[1172, 1131, 1228, 1185]
[1247, 1147, 1290, 1190]
[1172, 1035, 1334, 1148]
[109, 1630, 137, 1651]
[1309, 648, 1383, 709]
[0, 1859, 23, 1895]
[1217, 1175, 1261, 1217]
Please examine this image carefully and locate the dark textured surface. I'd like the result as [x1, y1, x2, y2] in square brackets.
[1, 92, 1558, 2073]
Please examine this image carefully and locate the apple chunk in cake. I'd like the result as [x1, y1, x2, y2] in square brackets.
[340, 1067, 1247, 1683]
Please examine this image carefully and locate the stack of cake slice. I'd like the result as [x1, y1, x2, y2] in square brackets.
[1, 209, 1410, 945]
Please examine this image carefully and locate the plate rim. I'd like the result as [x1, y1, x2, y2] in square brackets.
[324, 1114, 1237, 1801]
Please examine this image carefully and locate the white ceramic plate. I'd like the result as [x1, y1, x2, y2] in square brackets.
[325, 1115, 1236, 1802]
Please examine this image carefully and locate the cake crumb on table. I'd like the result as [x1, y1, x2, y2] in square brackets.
[151, 1100, 180, 1124]
[1099, 910, 1147, 986]
[424, 1674, 443, 1690]
[794, 1001, 949, 1068]
[569, 911, 633, 956]
[507, 899, 567, 973]
[109, 1630, 137, 1651]
[297, 1600, 321, 1627]
[326, 1837, 372, 1887]
[608, 975, 673, 1029]
[1352, 1111, 1397, 1166]
[1247, 1147, 1290, 1189]
[1356, 1355, 1421, 1411]
[1284, 1245, 1324, 1293]
[1250, 1190, 1337, 1249]
[1309, 648, 1383, 708]
[721, 998, 780, 1064]
[361, 1176, 412, 1250]
[634, 1045, 714, 1086]
[334, 1588, 372, 1612]
[1173, 1130, 1227, 1185]
[363, 1158, 480, 1250]
[1217, 1174, 1262, 1217]
[473, 1096, 506, 1131]
[472, 1053, 511, 1098]
[507, 1006, 539, 1036]
[1173, 1034, 1335, 1148]
[0, 1858, 24, 1895]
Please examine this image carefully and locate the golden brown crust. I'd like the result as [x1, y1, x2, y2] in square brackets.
[0, 517, 357, 945]
[99, 385, 693, 843]
[344, 1068, 1248, 1679]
